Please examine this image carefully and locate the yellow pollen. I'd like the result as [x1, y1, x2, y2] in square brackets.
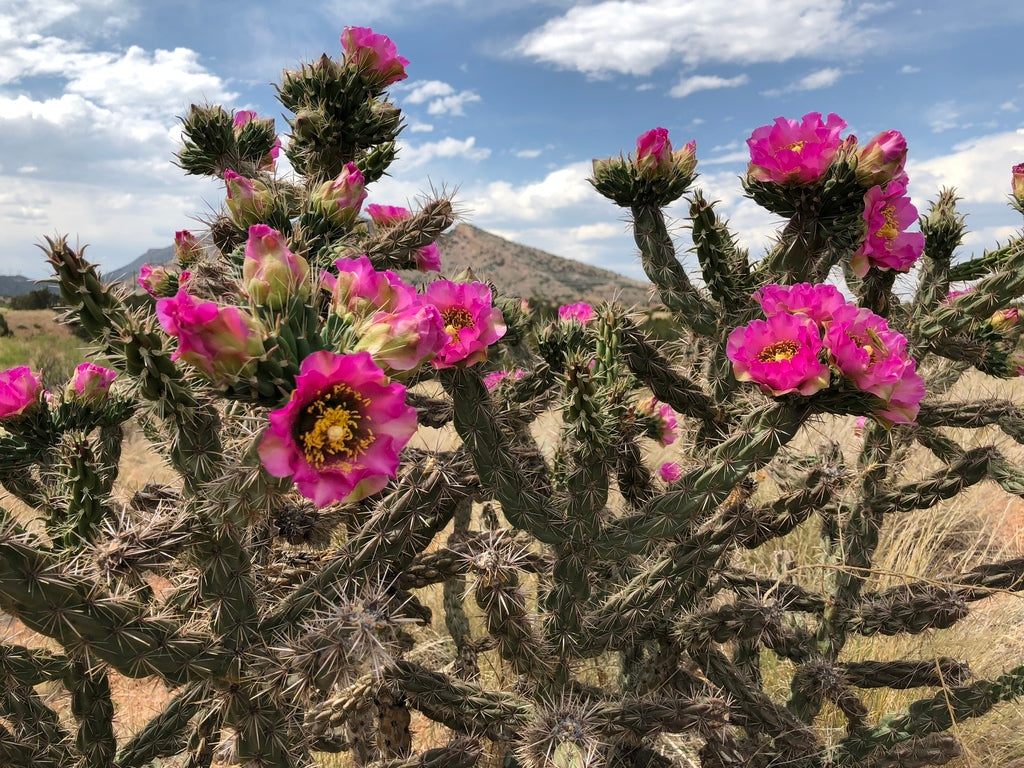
[298, 385, 373, 468]
[877, 204, 899, 248]
[442, 307, 474, 340]
[787, 141, 806, 153]
[757, 340, 800, 362]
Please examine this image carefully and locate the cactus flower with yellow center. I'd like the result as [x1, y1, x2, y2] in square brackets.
[727, 312, 829, 396]
[422, 280, 507, 368]
[851, 180, 924, 277]
[746, 112, 847, 185]
[258, 351, 417, 506]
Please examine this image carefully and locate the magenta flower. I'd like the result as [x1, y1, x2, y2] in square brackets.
[340, 26, 409, 88]
[557, 301, 596, 324]
[850, 180, 925, 277]
[69, 363, 116, 403]
[0, 367, 42, 418]
[224, 169, 273, 227]
[243, 225, 310, 308]
[366, 203, 410, 227]
[414, 243, 442, 272]
[636, 128, 673, 174]
[727, 312, 830, 396]
[174, 230, 204, 265]
[856, 130, 908, 188]
[754, 283, 846, 325]
[258, 351, 417, 506]
[323, 255, 419, 320]
[824, 304, 910, 396]
[637, 396, 679, 446]
[354, 304, 448, 373]
[156, 289, 265, 383]
[943, 287, 975, 304]
[138, 264, 177, 297]
[659, 461, 683, 484]
[746, 112, 847, 185]
[853, 415, 868, 438]
[312, 163, 367, 227]
[1013, 163, 1024, 201]
[421, 280, 507, 368]
[991, 307, 1020, 333]
[873, 363, 925, 426]
[483, 368, 526, 391]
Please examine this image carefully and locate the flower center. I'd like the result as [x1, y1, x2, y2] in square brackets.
[757, 340, 800, 362]
[297, 384, 373, 468]
[877, 204, 899, 248]
[787, 141, 806, 153]
[441, 307, 474, 340]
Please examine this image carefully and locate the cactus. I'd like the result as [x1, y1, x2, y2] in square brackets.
[3, 27, 1024, 768]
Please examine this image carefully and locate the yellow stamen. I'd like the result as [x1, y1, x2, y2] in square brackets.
[757, 340, 800, 362]
[787, 141, 806, 153]
[442, 307, 474, 340]
[877, 204, 899, 248]
[298, 385, 373, 468]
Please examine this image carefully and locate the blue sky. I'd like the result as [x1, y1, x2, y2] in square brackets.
[2, 0, 1023, 281]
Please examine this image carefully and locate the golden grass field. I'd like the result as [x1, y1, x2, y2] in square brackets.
[2, 308, 1024, 767]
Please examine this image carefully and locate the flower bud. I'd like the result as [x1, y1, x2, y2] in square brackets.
[635, 127, 673, 175]
[174, 230, 204, 266]
[414, 243, 442, 272]
[354, 304, 448, 372]
[312, 163, 367, 227]
[224, 169, 273, 228]
[856, 130, 908, 187]
[557, 301, 596, 324]
[1013, 163, 1024, 202]
[341, 26, 409, 88]
[68, 363, 116, 404]
[990, 307, 1020, 333]
[243, 225, 310, 309]
[659, 461, 683, 483]
[139, 264, 188, 298]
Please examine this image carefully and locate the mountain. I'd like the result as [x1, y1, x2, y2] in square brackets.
[0, 275, 56, 298]
[435, 224, 653, 307]
[5, 224, 654, 307]
[103, 245, 175, 285]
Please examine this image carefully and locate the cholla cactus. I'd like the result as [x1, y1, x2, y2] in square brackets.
[2, 25, 1024, 768]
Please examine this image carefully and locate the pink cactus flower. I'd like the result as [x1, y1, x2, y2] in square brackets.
[421, 280, 507, 368]
[557, 301, 596, 324]
[1013, 163, 1024, 201]
[727, 312, 830, 396]
[174, 230, 204, 265]
[873, 362, 925, 426]
[69, 363, 116, 403]
[853, 415, 868, 438]
[258, 350, 417, 507]
[943, 287, 976, 305]
[414, 242, 442, 272]
[323, 255, 419, 320]
[636, 128, 673, 173]
[354, 304, 448, 373]
[138, 264, 178, 297]
[243, 225, 311, 308]
[312, 163, 367, 227]
[991, 307, 1020, 333]
[659, 461, 683, 484]
[156, 289, 265, 384]
[223, 169, 272, 227]
[341, 26, 409, 88]
[365, 204, 410, 227]
[0, 366, 42, 418]
[856, 130, 908, 188]
[637, 396, 679, 446]
[824, 304, 911, 396]
[850, 180, 925, 277]
[754, 283, 846, 325]
[483, 368, 527, 391]
[746, 112, 847, 185]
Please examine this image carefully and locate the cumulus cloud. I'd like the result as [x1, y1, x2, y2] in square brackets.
[399, 79, 481, 116]
[670, 74, 748, 99]
[762, 67, 843, 97]
[907, 129, 1024, 206]
[516, 0, 878, 77]
[398, 136, 491, 168]
[515, 148, 544, 159]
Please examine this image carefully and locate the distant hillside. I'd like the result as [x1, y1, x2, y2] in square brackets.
[436, 224, 653, 307]
[104, 245, 175, 284]
[22, 224, 653, 307]
[0, 275, 56, 298]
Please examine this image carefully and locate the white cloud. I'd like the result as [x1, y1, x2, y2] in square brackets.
[399, 79, 480, 117]
[515, 148, 544, 159]
[762, 67, 843, 97]
[670, 73, 748, 99]
[901, 64, 921, 74]
[926, 100, 961, 133]
[907, 129, 1024, 206]
[1001, 100, 1018, 112]
[397, 136, 491, 168]
[703, 151, 749, 166]
[516, 0, 878, 77]
[410, 122, 434, 132]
